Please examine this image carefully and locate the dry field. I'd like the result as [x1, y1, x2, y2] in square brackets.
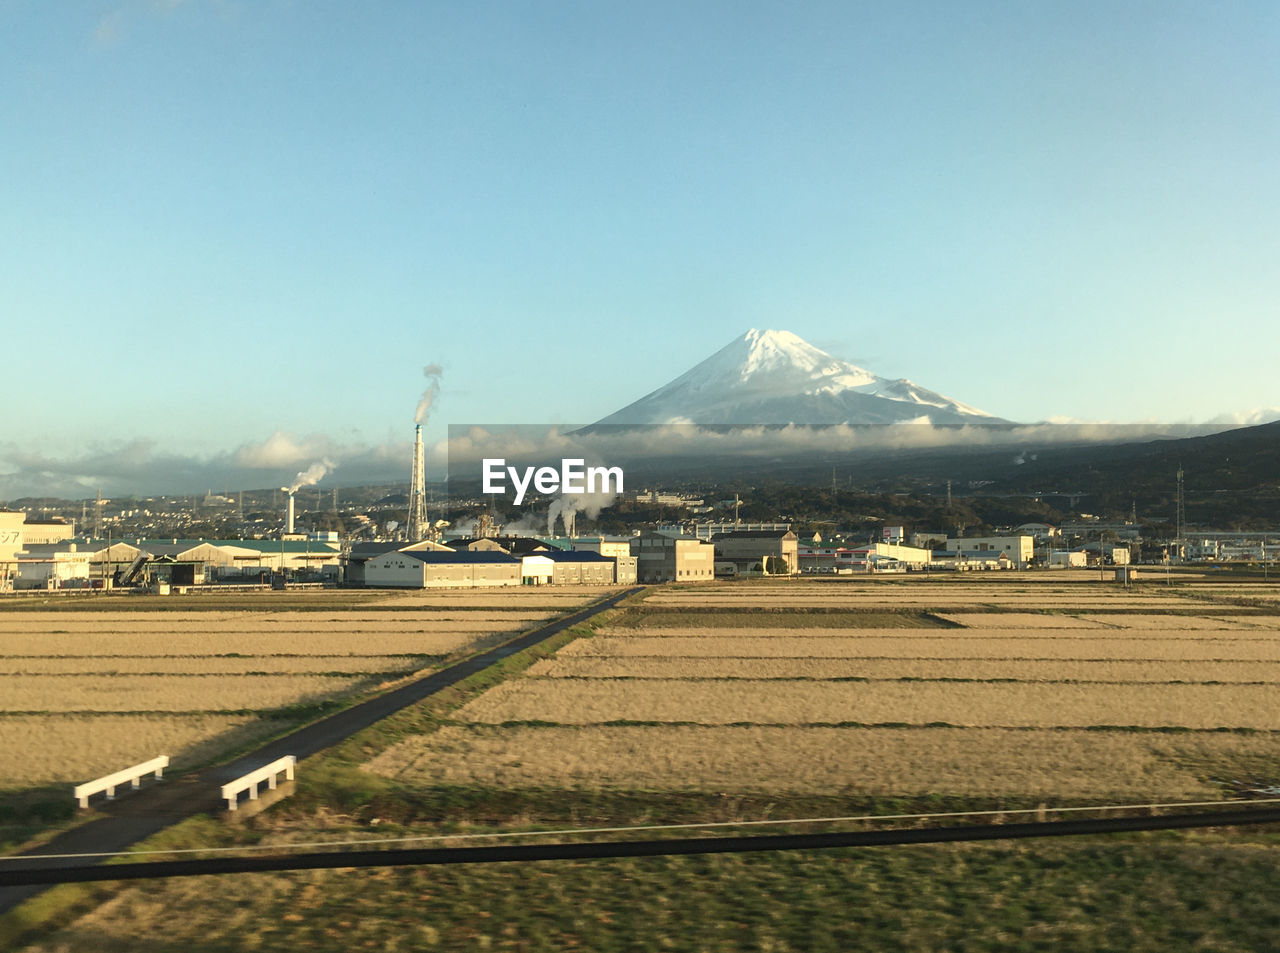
[454, 678, 1280, 729]
[931, 612, 1110, 628]
[527, 655, 1280, 683]
[1071, 613, 1276, 629]
[2, 673, 370, 713]
[368, 724, 1278, 800]
[367, 586, 617, 609]
[0, 655, 430, 675]
[0, 613, 552, 633]
[367, 578, 1280, 801]
[0, 714, 277, 785]
[558, 633, 1280, 660]
[0, 631, 487, 657]
[638, 581, 1220, 612]
[0, 587, 602, 789]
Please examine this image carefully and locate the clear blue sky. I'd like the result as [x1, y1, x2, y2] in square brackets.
[2, 1, 1277, 496]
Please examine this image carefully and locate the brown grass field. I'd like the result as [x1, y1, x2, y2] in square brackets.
[12, 577, 1280, 952]
[2, 673, 369, 713]
[0, 714, 275, 786]
[368, 578, 1280, 801]
[558, 633, 1280, 660]
[0, 655, 432, 675]
[526, 654, 1280, 683]
[454, 677, 1280, 728]
[367, 723, 1277, 800]
[0, 631, 491, 657]
[0, 586, 609, 789]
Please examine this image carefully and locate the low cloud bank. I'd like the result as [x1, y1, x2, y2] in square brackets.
[0, 431, 435, 501]
[2, 416, 1261, 503]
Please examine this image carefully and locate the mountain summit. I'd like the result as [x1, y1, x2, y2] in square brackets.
[592, 329, 1003, 426]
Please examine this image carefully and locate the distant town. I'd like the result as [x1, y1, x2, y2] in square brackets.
[2, 472, 1276, 593]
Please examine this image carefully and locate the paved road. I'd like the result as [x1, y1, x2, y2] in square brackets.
[0, 586, 642, 914]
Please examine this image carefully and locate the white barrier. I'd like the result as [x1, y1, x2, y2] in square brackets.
[221, 755, 296, 811]
[74, 755, 169, 809]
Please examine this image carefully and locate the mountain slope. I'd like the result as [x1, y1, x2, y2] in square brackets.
[593, 329, 1004, 426]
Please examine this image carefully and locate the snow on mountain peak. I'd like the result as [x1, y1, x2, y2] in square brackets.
[592, 329, 1002, 426]
[692, 329, 877, 390]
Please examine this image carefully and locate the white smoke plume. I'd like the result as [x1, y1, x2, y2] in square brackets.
[546, 489, 618, 538]
[415, 364, 445, 424]
[501, 511, 548, 536]
[289, 459, 335, 493]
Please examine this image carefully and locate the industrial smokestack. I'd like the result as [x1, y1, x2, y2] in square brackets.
[281, 487, 296, 536]
[407, 424, 427, 541]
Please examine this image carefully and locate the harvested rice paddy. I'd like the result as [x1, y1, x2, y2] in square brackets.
[369, 577, 1280, 801]
[0, 587, 603, 789]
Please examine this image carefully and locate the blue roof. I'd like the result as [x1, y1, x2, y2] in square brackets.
[541, 550, 613, 562]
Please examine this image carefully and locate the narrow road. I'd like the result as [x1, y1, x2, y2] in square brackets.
[0, 586, 641, 914]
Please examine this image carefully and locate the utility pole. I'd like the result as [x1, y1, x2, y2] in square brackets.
[1175, 465, 1185, 563]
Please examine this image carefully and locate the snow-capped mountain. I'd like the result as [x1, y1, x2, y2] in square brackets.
[592, 329, 1004, 426]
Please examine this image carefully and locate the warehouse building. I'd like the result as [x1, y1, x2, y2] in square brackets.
[0, 512, 23, 589]
[711, 529, 799, 575]
[9, 543, 91, 589]
[364, 550, 522, 588]
[941, 536, 1034, 569]
[572, 536, 638, 583]
[631, 530, 715, 583]
[543, 550, 619, 585]
[344, 539, 452, 586]
[798, 541, 933, 573]
[20, 518, 76, 546]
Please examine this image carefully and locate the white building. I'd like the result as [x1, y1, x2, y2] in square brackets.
[12, 543, 91, 589]
[942, 536, 1034, 569]
[21, 519, 76, 546]
[0, 512, 23, 589]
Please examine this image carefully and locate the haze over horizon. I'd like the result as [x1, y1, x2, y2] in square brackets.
[3, 2, 1277, 497]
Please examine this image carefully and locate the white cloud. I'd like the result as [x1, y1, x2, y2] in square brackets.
[0, 430, 422, 501]
[1204, 407, 1280, 427]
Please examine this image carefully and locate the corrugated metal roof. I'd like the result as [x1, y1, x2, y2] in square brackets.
[401, 551, 521, 564]
[230, 540, 341, 554]
[541, 550, 612, 562]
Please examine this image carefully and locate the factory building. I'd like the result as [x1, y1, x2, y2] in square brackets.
[344, 539, 452, 586]
[798, 541, 933, 573]
[20, 518, 76, 546]
[930, 550, 1014, 571]
[711, 529, 799, 575]
[691, 521, 790, 540]
[0, 512, 23, 589]
[631, 530, 715, 583]
[541, 550, 620, 585]
[363, 550, 522, 588]
[9, 543, 91, 589]
[571, 537, 638, 583]
[445, 537, 557, 555]
[941, 536, 1034, 570]
[8, 538, 343, 588]
[572, 536, 631, 558]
